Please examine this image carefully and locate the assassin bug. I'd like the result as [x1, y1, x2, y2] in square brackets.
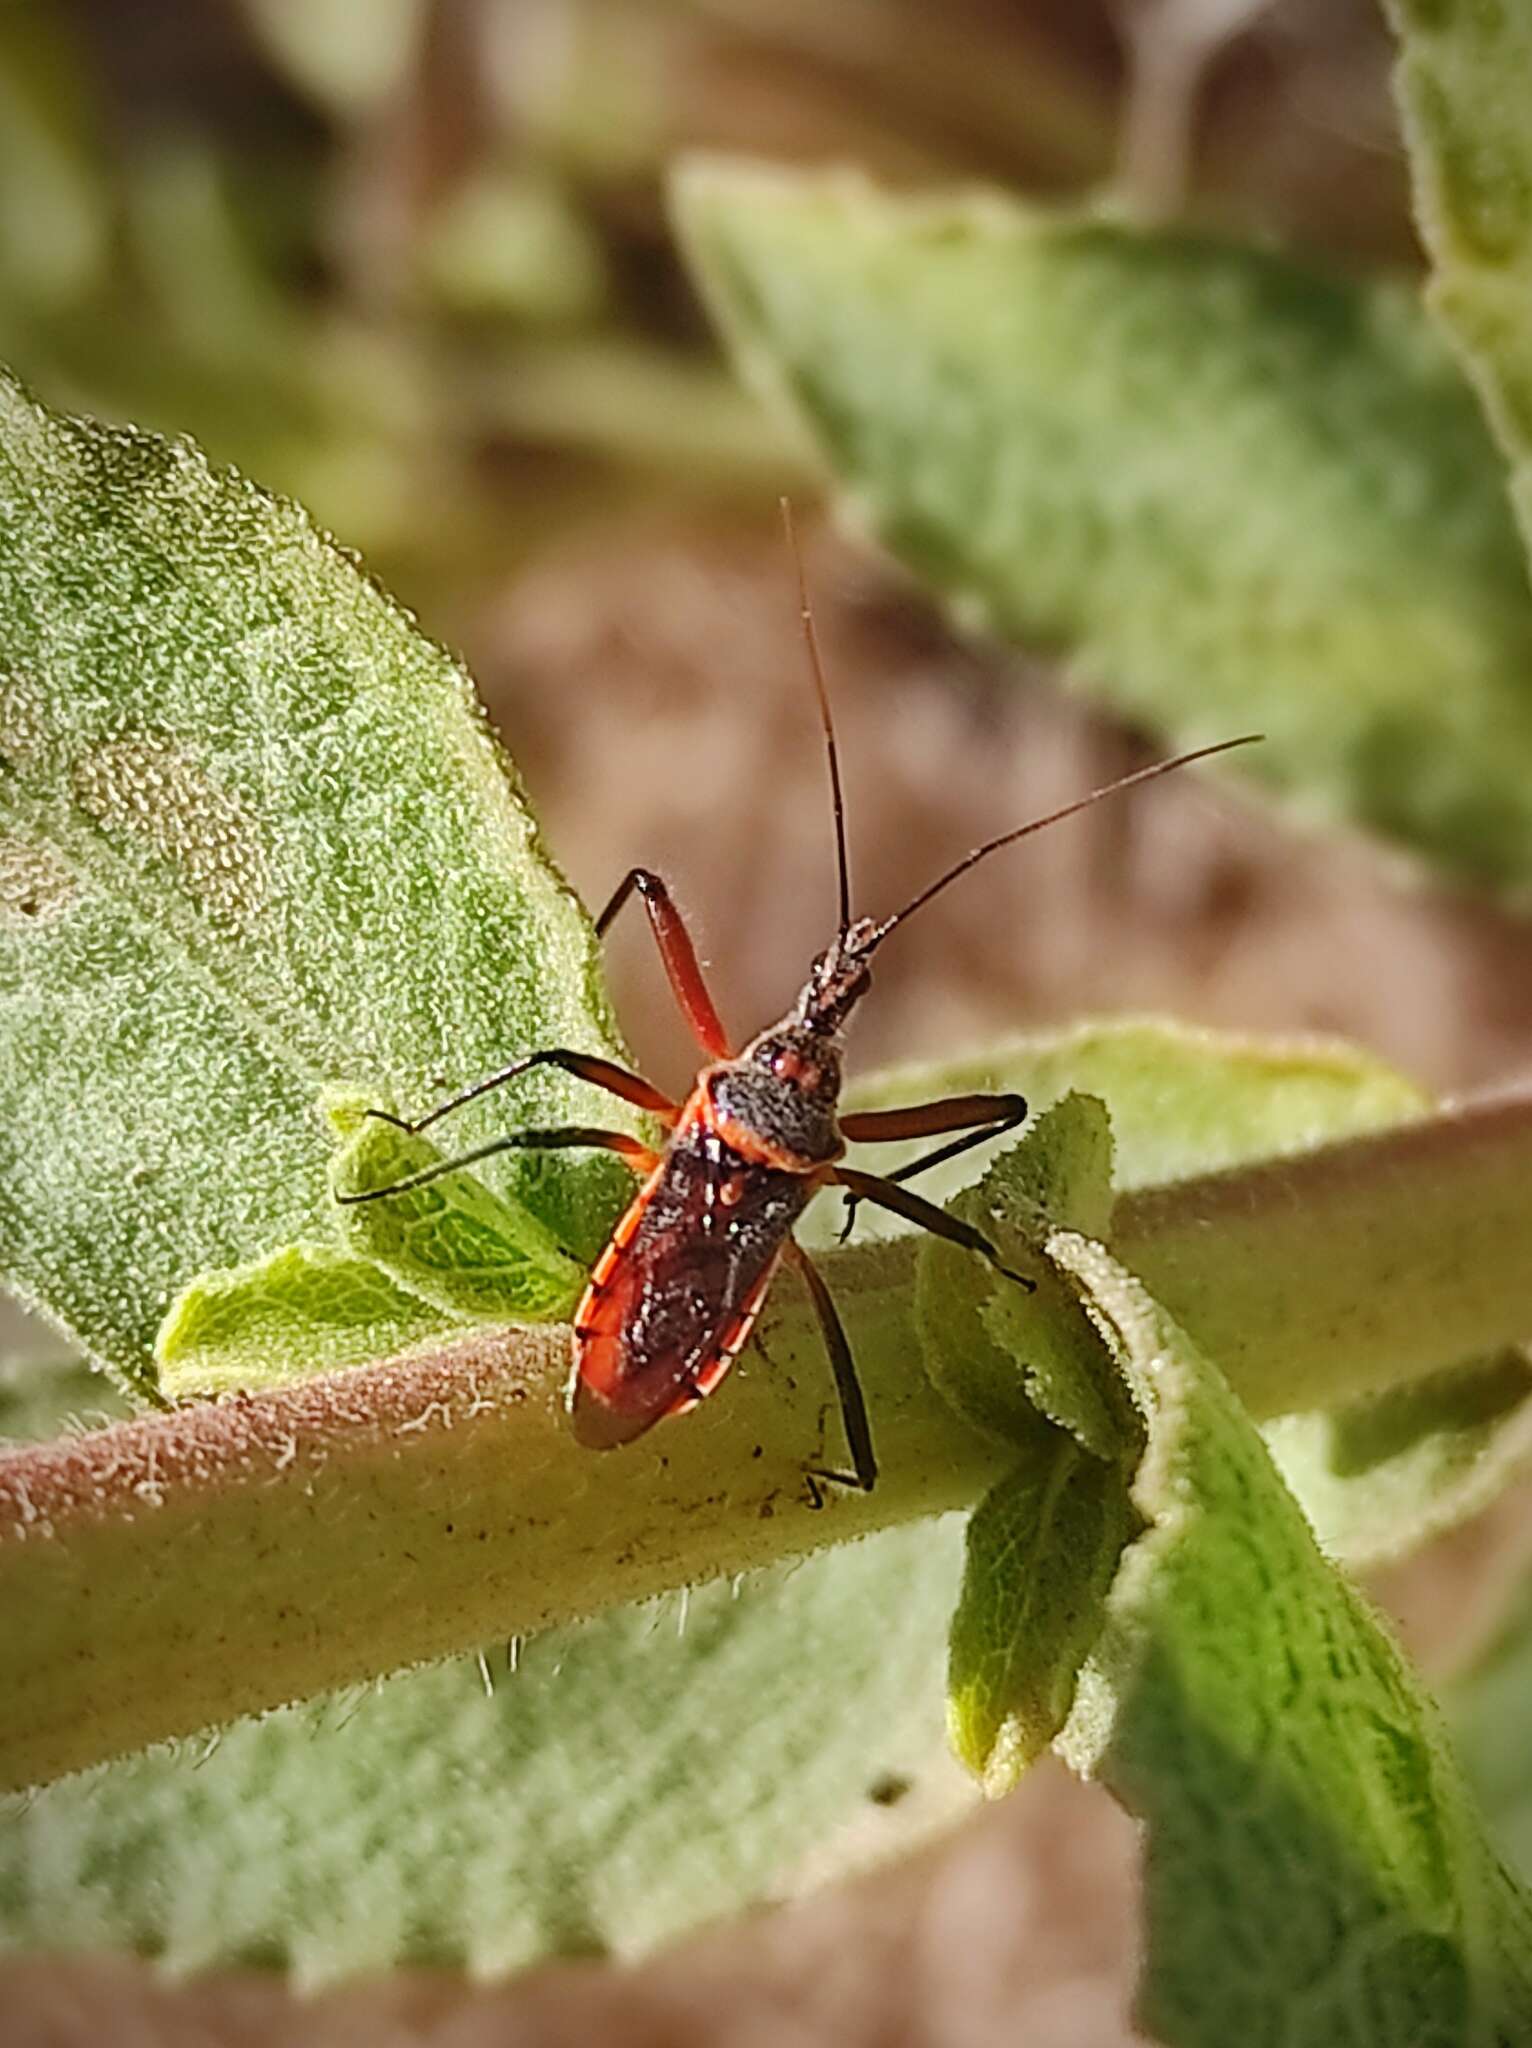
[342, 510, 1257, 1493]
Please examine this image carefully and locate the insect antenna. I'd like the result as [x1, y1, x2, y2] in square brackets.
[872, 732, 1263, 946]
[782, 497, 852, 939]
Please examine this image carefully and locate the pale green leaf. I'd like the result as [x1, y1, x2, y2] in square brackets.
[948, 1431, 1136, 1796]
[0, 364, 631, 1393]
[915, 1092, 1135, 1459]
[1267, 1351, 1532, 1570]
[1049, 1233, 1532, 2047]
[1383, 0, 1532, 559]
[974, 1093, 1130, 1459]
[674, 159, 1532, 897]
[157, 1102, 591, 1396]
[0, 1355, 127, 1445]
[329, 1107, 586, 1323]
[156, 1243, 462, 1399]
[923, 1094, 1140, 1792]
[886, 1018, 1422, 1464]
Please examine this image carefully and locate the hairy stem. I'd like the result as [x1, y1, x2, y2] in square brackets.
[5, 1089, 1532, 1791]
[1115, 1087, 1532, 1416]
[0, 1244, 1003, 1792]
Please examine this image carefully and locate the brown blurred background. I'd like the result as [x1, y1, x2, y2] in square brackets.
[6, 1, 1532, 2042]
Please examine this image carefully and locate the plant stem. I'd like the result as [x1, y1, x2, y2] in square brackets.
[4, 1088, 1532, 1792]
[0, 1242, 1004, 1793]
[1115, 1087, 1532, 1416]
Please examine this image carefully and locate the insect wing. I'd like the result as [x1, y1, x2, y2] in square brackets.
[567, 1134, 810, 1450]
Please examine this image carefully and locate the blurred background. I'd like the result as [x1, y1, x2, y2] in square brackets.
[6, 1, 1532, 2042]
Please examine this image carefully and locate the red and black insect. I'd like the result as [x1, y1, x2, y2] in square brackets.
[343, 514, 1256, 1493]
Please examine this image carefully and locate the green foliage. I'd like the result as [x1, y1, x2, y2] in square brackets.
[939, 1093, 1139, 1791]
[0, 1355, 126, 1444]
[844, 1016, 1429, 1206]
[160, 1102, 590, 1396]
[673, 159, 1532, 898]
[1267, 1353, 1532, 1570]
[329, 1108, 587, 1321]
[0, 364, 631, 1394]
[948, 1435, 1135, 1796]
[917, 1092, 1134, 1459]
[13, 1017, 1520, 1986]
[156, 1244, 453, 1397]
[1051, 1234, 1532, 2047]
[897, 1023, 1509, 1512]
[923, 1099, 1532, 2036]
[927, 1104, 1532, 2037]
[1383, 0, 1532, 557]
[12, 9, 1532, 2004]
[1445, 1560, 1532, 1888]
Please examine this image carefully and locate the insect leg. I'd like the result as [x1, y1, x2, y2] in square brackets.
[367, 1049, 675, 1136]
[830, 1167, 1036, 1293]
[839, 1092, 1027, 1149]
[337, 1127, 659, 1204]
[837, 1093, 1027, 1242]
[784, 1238, 878, 1494]
[595, 867, 732, 1058]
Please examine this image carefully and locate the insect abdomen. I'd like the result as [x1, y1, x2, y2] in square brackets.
[566, 1122, 812, 1451]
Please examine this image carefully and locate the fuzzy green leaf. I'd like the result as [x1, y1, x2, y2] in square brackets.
[1383, 0, 1532, 559]
[915, 1091, 1134, 1459]
[1266, 1351, 1532, 1570]
[1049, 1234, 1532, 2047]
[0, 364, 629, 1393]
[156, 1243, 461, 1398]
[0, 1543, 977, 1986]
[926, 1094, 1140, 1792]
[922, 1089, 1137, 1798]
[328, 1107, 586, 1323]
[915, 1036, 1532, 1815]
[0, 1355, 127, 1445]
[156, 1106, 591, 1396]
[674, 159, 1532, 898]
[948, 1430, 1137, 1797]
[888, 1019, 1423, 1468]
[928, 1124, 1532, 2033]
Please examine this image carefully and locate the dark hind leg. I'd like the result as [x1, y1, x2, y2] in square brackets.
[784, 1238, 877, 1495]
[365, 1048, 675, 1138]
[830, 1167, 1036, 1294]
[836, 1093, 1028, 1242]
[337, 1126, 659, 1203]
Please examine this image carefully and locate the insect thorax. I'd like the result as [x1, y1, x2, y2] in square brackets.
[701, 1023, 845, 1172]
